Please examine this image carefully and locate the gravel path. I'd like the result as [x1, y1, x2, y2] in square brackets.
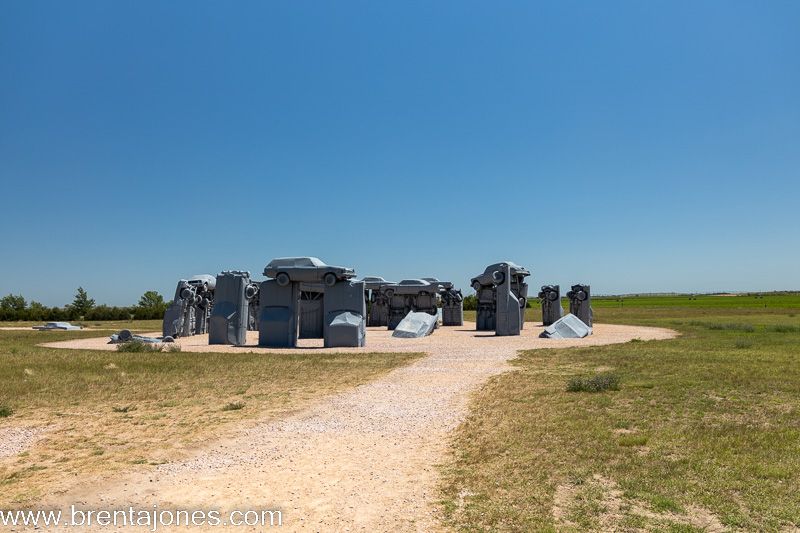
[43, 322, 675, 531]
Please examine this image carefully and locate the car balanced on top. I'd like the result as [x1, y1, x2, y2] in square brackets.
[263, 257, 356, 287]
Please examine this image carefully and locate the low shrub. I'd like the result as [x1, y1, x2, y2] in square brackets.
[116, 341, 180, 353]
[566, 373, 620, 393]
[116, 340, 163, 353]
[0, 405, 13, 417]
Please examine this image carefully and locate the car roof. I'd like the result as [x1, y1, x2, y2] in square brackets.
[398, 279, 430, 286]
[267, 257, 327, 268]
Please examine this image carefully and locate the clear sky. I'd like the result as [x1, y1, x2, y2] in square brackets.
[1, 1, 798, 306]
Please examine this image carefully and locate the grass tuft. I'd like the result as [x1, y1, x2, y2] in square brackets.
[0, 405, 13, 417]
[618, 435, 648, 447]
[111, 405, 135, 413]
[566, 373, 620, 393]
[222, 401, 245, 411]
[733, 339, 754, 349]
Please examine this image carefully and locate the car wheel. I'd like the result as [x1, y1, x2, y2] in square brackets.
[577, 290, 587, 301]
[472, 281, 482, 292]
[548, 291, 558, 301]
[519, 297, 527, 308]
[324, 272, 338, 287]
[492, 271, 505, 285]
[385, 288, 395, 298]
[276, 272, 290, 287]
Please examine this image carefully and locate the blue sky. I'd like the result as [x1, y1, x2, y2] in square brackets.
[1, 1, 798, 306]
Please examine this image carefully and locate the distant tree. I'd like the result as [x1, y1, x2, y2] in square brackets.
[462, 294, 477, 311]
[135, 291, 167, 319]
[70, 287, 95, 318]
[0, 294, 26, 313]
[0, 294, 27, 320]
[26, 301, 48, 321]
[138, 291, 165, 311]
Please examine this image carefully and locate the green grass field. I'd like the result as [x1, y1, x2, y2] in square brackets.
[0, 326, 420, 506]
[443, 295, 800, 531]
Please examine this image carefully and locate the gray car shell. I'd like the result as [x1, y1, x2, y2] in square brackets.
[386, 279, 437, 297]
[263, 257, 356, 287]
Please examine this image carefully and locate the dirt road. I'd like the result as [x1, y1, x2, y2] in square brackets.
[41, 322, 675, 532]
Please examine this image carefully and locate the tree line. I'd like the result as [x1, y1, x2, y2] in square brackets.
[0, 287, 169, 321]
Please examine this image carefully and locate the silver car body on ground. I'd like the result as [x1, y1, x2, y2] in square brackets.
[32, 322, 82, 331]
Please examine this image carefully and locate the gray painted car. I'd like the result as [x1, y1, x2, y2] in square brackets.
[361, 276, 396, 291]
[263, 257, 355, 287]
[422, 277, 454, 291]
[385, 279, 436, 297]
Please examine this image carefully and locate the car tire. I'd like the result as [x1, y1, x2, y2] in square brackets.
[492, 271, 505, 285]
[276, 273, 290, 287]
[385, 288, 395, 298]
[245, 285, 258, 299]
[324, 272, 338, 287]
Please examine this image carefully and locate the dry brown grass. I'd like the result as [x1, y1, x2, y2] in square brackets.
[0, 329, 421, 506]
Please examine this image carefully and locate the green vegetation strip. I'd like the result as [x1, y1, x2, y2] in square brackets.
[442, 299, 800, 531]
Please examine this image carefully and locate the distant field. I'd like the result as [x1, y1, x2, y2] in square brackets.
[443, 297, 800, 530]
[591, 292, 800, 309]
[0, 329, 420, 506]
[461, 293, 800, 325]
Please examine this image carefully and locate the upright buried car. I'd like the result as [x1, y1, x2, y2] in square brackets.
[471, 261, 531, 331]
[263, 257, 355, 287]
